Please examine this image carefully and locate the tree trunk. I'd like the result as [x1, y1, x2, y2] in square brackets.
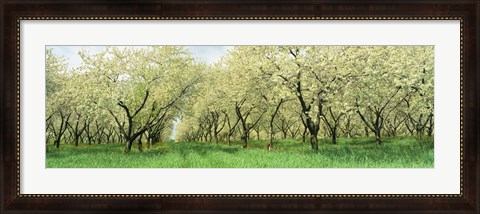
[310, 134, 318, 151]
[306, 119, 319, 151]
[125, 138, 134, 153]
[53, 112, 70, 149]
[147, 134, 152, 148]
[236, 103, 249, 148]
[375, 131, 382, 145]
[74, 135, 80, 147]
[242, 133, 248, 148]
[332, 131, 337, 145]
[427, 114, 434, 136]
[268, 124, 273, 149]
[137, 134, 143, 152]
[266, 98, 283, 150]
[302, 127, 307, 143]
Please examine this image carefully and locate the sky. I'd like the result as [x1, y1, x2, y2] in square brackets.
[48, 45, 233, 140]
[48, 45, 233, 69]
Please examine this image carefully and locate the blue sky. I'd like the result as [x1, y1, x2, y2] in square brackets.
[48, 45, 233, 69]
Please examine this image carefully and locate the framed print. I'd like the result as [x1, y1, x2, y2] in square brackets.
[1, 0, 478, 213]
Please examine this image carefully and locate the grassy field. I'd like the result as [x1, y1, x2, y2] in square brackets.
[46, 137, 434, 168]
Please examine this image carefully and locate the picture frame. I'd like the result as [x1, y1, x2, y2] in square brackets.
[1, 0, 478, 213]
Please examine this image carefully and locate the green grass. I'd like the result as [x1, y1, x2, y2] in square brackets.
[46, 137, 434, 168]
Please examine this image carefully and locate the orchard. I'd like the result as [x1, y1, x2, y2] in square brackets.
[46, 46, 434, 168]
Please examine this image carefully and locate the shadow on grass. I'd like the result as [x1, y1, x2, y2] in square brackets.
[47, 137, 433, 162]
[47, 143, 126, 158]
[171, 142, 242, 157]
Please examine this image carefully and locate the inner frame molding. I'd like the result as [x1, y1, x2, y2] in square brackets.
[16, 16, 463, 198]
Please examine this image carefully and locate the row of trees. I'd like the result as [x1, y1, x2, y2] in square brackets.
[46, 46, 434, 153]
[46, 47, 204, 152]
[175, 46, 434, 151]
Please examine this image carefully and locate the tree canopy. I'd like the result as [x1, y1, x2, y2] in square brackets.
[46, 46, 434, 152]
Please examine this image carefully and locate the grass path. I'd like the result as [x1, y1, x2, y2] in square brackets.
[46, 137, 434, 168]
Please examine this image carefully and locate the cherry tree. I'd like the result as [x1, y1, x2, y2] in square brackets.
[347, 46, 434, 145]
[79, 46, 203, 152]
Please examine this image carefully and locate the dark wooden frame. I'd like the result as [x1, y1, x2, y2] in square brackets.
[1, 0, 478, 213]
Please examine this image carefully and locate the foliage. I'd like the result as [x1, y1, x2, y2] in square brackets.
[175, 46, 434, 150]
